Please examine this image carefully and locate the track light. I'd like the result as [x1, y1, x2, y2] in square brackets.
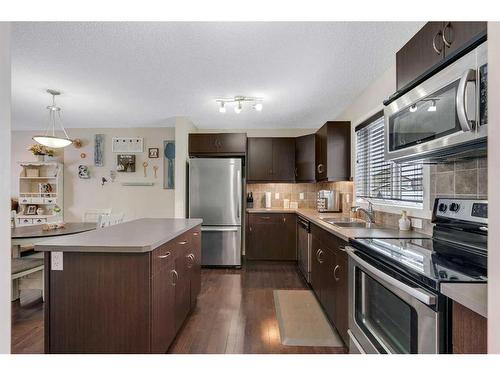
[409, 104, 417, 113]
[234, 101, 243, 114]
[218, 101, 226, 113]
[428, 100, 437, 112]
[254, 102, 263, 111]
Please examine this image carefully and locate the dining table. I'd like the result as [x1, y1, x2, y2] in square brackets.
[11, 222, 97, 258]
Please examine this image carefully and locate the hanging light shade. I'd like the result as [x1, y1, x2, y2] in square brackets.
[33, 89, 73, 148]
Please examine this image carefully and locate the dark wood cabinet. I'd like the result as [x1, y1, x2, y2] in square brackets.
[246, 213, 296, 260]
[44, 226, 202, 354]
[315, 122, 351, 182]
[295, 134, 316, 182]
[310, 223, 349, 344]
[151, 252, 175, 353]
[189, 229, 202, 308]
[396, 22, 487, 90]
[452, 301, 487, 354]
[189, 133, 247, 156]
[247, 137, 295, 182]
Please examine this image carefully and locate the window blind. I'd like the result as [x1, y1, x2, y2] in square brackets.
[355, 114, 423, 204]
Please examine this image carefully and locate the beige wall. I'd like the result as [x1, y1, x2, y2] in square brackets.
[488, 21, 500, 354]
[0, 22, 11, 354]
[12, 127, 176, 222]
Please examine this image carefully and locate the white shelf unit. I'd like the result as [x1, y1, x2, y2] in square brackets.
[17, 162, 64, 226]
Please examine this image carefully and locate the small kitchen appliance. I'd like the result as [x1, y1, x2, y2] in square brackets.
[317, 190, 341, 212]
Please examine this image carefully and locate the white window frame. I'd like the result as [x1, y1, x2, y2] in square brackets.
[352, 106, 433, 220]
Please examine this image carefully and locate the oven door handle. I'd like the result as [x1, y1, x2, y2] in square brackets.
[456, 68, 476, 132]
[345, 246, 437, 306]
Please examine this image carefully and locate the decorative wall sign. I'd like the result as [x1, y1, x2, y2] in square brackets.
[163, 140, 175, 189]
[153, 165, 159, 179]
[148, 148, 159, 158]
[26, 205, 37, 215]
[112, 137, 144, 153]
[94, 134, 105, 166]
[117, 154, 136, 172]
[78, 165, 90, 179]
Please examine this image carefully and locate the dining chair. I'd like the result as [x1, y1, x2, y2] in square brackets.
[83, 208, 112, 223]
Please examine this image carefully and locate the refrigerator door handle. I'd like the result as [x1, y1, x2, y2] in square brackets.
[237, 169, 242, 220]
[201, 227, 239, 232]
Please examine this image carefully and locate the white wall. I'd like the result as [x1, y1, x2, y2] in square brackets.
[12, 127, 176, 222]
[0, 22, 11, 354]
[488, 21, 500, 354]
[174, 117, 197, 218]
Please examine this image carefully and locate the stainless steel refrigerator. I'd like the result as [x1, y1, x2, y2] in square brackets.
[188, 158, 242, 267]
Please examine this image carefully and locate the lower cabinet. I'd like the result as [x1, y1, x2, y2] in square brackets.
[310, 223, 349, 344]
[45, 225, 201, 354]
[246, 213, 297, 260]
[452, 301, 487, 354]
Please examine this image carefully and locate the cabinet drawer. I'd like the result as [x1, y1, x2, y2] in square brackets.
[44, 197, 57, 204]
[18, 218, 33, 226]
[152, 243, 173, 275]
[31, 197, 45, 204]
[19, 197, 31, 204]
[248, 213, 284, 224]
[33, 218, 47, 225]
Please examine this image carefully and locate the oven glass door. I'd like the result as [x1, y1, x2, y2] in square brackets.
[354, 268, 418, 353]
[388, 79, 466, 152]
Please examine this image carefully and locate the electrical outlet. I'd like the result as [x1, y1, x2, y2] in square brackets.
[411, 218, 423, 229]
[51, 252, 63, 271]
[299, 192, 305, 200]
[275, 193, 280, 199]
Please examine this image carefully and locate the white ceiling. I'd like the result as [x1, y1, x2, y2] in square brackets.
[11, 22, 424, 130]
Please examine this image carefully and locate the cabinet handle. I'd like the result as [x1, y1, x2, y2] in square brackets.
[261, 216, 270, 220]
[178, 240, 188, 245]
[170, 270, 178, 285]
[158, 252, 171, 259]
[316, 249, 324, 264]
[295, 167, 298, 177]
[317, 164, 324, 173]
[432, 31, 443, 55]
[193, 232, 199, 236]
[186, 254, 194, 268]
[333, 265, 340, 281]
[442, 22, 453, 48]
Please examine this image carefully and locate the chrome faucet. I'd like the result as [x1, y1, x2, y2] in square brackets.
[351, 200, 376, 224]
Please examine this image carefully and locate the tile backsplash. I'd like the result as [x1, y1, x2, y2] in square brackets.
[247, 181, 354, 211]
[429, 156, 487, 206]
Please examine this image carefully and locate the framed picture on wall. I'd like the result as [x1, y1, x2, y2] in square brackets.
[148, 148, 159, 158]
[26, 205, 37, 215]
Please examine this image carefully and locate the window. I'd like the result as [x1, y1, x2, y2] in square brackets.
[355, 111, 423, 206]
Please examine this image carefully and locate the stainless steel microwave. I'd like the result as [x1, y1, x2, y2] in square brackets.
[384, 42, 487, 163]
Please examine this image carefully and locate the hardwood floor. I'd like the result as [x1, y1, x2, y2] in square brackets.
[11, 261, 346, 354]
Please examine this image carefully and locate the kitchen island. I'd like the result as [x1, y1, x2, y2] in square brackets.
[35, 218, 202, 354]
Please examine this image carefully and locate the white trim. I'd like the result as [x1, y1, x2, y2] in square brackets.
[352, 106, 433, 220]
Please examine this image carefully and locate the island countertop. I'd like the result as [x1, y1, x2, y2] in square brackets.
[34, 218, 203, 253]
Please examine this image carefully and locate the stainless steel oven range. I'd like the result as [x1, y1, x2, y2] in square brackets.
[346, 198, 487, 354]
[384, 42, 487, 163]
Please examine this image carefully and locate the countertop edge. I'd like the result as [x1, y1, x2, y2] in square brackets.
[441, 283, 488, 318]
[34, 218, 203, 253]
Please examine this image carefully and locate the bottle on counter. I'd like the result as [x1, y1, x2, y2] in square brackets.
[247, 192, 254, 209]
[399, 210, 411, 231]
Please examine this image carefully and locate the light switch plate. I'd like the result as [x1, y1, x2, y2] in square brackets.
[411, 218, 423, 229]
[275, 193, 279, 199]
[51, 252, 63, 271]
[299, 193, 305, 200]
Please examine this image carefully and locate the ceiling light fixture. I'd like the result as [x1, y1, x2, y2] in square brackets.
[33, 89, 73, 148]
[215, 96, 264, 114]
[234, 101, 243, 114]
[427, 100, 437, 112]
[409, 104, 418, 113]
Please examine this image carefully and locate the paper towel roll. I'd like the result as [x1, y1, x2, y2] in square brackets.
[265, 192, 272, 208]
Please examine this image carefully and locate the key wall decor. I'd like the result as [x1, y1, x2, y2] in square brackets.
[94, 134, 105, 166]
[112, 137, 144, 153]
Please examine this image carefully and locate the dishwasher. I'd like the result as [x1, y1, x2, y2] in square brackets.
[297, 216, 311, 283]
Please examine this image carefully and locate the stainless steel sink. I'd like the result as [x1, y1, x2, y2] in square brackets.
[321, 218, 375, 229]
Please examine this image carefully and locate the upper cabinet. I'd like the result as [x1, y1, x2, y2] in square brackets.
[247, 137, 295, 182]
[295, 134, 316, 182]
[396, 21, 487, 90]
[189, 133, 247, 156]
[315, 121, 351, 182]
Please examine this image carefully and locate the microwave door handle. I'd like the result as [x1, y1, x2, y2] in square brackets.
[345, 246, 436, 306]
[456, 68, 476, 132]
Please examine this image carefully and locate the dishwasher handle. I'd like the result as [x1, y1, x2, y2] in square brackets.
[297, 217, 310, 231]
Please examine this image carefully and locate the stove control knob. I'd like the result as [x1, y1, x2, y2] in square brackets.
[438, 203, 447, 212]
[449, 203, 460, 212]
